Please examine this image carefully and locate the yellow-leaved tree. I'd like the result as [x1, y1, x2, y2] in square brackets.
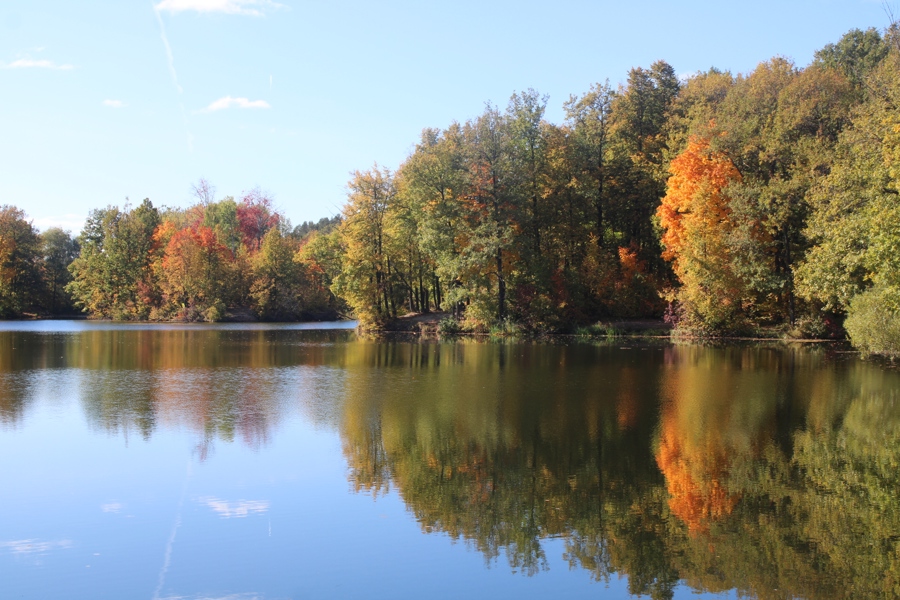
[332, 167, 398, 327]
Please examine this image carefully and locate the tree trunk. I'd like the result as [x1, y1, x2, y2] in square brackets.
[784, 228, 795, 325]
[496, 247, 506, 321]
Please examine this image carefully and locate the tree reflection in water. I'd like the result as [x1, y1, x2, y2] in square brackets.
[2, 330, 899, 599]
[338, 342, 900, 600]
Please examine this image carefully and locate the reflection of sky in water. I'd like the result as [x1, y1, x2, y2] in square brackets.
[1, 327, 898, 599]
[0, 320, 358, 333]
[197, 498, 269, 519]
[156, 595, 264, 600]
[1, 539, 73, 555]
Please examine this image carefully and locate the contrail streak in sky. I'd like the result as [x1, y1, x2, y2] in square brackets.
[153, 5, 193, 150]
[154, 7, 182, 94]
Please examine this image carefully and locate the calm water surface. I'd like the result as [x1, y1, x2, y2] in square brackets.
[1, 322, 899, 599]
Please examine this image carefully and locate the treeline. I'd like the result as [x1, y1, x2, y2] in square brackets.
[318, 64, 680, 330]
[4, 26, 900, 353]
[0, 190, 341, 321]
[0, 206, 79, 317]
[304, 25, 899, 353]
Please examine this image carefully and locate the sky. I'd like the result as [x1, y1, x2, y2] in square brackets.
[0, 0, 894, 233]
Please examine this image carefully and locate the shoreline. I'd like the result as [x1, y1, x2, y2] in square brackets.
[361, 312, 847, 345]
[0, 313, 849, 347]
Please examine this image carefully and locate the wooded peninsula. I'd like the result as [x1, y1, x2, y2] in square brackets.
[2, 27, 899, 356]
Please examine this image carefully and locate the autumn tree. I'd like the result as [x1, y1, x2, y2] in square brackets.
[250, 228, 309, 320]
[237, 188, 280, 253]
[614, 61, 680, 160]
[68, 199, 161, 319]
[562, 82, 631, 318]
[668, 56, 859, 329]
[0, 206, 42, 317]
[610, 60, 679, 266]
[533, 122, 586, 317]
[665, 68, 735, 157]
[395, 126, 467, 315]
[459, 103, 522, 324]
[156, 224, 231, 321]
[564, 67, 676, 318]
[382, 189, 435, 316]
[565, 82, 615, 250]
[814, 27, 890, 89]
[295, 227, 346, 316]
[200, 197, 243, 253]
[796, 47, 900, 355]
[333, 166, 398, 326]
[657, 137, 746, 332]
[40, 227, 79, 314]
[507, 89, 549, 261]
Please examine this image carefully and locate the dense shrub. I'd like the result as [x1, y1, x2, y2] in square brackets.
[844, 289, 900, 357]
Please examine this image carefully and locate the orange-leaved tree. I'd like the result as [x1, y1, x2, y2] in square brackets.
[157, 225, 232, 321]
[657, 136, 746, 332]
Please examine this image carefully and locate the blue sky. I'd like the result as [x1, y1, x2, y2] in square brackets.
[0, 0, 892, 232]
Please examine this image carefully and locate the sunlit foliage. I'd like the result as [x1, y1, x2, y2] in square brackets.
[64, 189, 338, 322]
[657, 137, 746, 332]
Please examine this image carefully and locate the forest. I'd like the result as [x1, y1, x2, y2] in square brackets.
[1, 26, 899, 355]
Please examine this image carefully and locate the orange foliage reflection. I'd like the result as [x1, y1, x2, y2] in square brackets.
[656, 409, 738, 534]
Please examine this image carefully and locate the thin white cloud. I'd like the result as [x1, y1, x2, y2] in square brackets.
[1, 539, 73, 555]
[101, 502, 123, 513]
[154, 0, 284, 16]
[1, 58, 74, 70]
[157, 594, 264, 600]
[198, 497, 269, 518]
[103, 99, 126, 108]
[198, 96, 271, 113]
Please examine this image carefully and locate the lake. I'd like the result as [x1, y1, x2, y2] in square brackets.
[1, 322, 899, 599]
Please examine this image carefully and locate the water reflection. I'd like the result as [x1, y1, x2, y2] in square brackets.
[0, 329, 354, 449]
[0, 539, 73, 556]
[1, 329, 899, 599]
[339, 342, 673, 591]
[197, 497, 270, 519]
[337, 342, 900, 599]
